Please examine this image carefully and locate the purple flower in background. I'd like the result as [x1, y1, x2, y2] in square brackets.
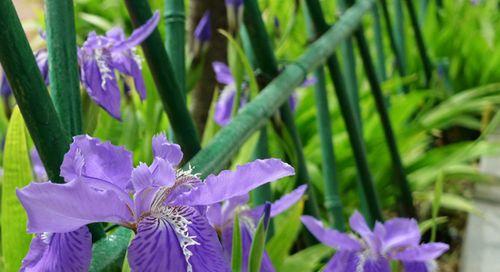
[78, 11, 159, 120]
[212, 61, 316, 126]
[301, 211, 449, 272]
[194, 11, 212, 42]
[17, 134, 294, 271]
[1, 50, 49, 100]
[207, 185, 307, 272]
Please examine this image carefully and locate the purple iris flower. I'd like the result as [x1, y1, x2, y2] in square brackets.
[1, 50, 49, 100]
[17, 134, 294, 271]
[301, 211, 449, 272]
[207, 185, 307, 272]
[78, 11, 159, 120]
[30, 149, 48, 182]
[212, 62, 315, 126]
[194, 11, 212, 43]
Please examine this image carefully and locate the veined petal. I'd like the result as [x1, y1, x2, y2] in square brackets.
[111, 50, 147, 100]
[323, 251, 358, 272]
[149, 157, 177, 188]
[214, 86, 236, 126]
[301, 216, 362, 251]
[61, 135, 133, 190]
[176, 159, 294, 206]
[20, 227, 92, 272]
[402, 261, 437, 272]
[114, 11, 160, 50]
[212, 62, 234, 85]
[128, 206, 229, 272]
[16, 180, 134, 233]
[106, 27, 126, 42]
[377, 218, 421, 255]
[349, 211, 380, 252]
[362, 257, 391, 272]
[249, 185, 307, 219]
[152, 133, 183, 166]
[393, 243, 449, 262]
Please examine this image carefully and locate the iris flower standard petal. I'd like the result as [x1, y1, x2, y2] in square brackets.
[152, 133, 183, 166]
[194, 11, 212, 42]
[301, 212, 449, 272]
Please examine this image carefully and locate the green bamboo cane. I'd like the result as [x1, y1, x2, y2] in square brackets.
[403, 0, 433, 86]
[336, 0, 361, 122]
[379, 0, 407, 83]
[303, 0, 382, 224]
[123, 0, 201, 160]
[419, 0, 429, 25]
[394, 0, 408, 82]
[372, 3, 387, 81]
[165, 0, 186, 95]
[242, 0, 320, 218]
[91, 3, 377, 268]
[251, 128, 273, 206]
[0, 0, 69, 184]
[312, 67, 346, 231]
[346, 0, 416, 218]
[45, 0, 105, 240]
[303, 4, 345, 230]
[45, 0, 82, 136]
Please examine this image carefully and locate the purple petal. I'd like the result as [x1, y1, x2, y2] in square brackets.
[207, 194, 250, 229]
[176, 159, 294, 206]
[111, 51, 146, 100]
[152, 133, 183, 166]
[212, 62, 234, 85]
[214, 86, 236, 126]
[323, 251, 358, 272]
[248, 185, 307, 219]
[114, 11, 160, 50]
[363, 257, 391, 272]
[35, 50, 49, 85]
[402, 261, 436, 272]
[30, 149, 48, 182]
[194, 11, 212, 42]
[16, 180, 134, 233]
[20, 227, 92, 272]
[394, 243, 449, 262]
[288, 92, 298, 112]
[300, 76, 317, 88]
[225, 0, 244, 7]
[79, 48, 122, 119]
[349, 211, 380, 252]
[301, 216, 362, 251]
[376, 217, 421, 255]
[106, 27, 126, 42]
[128, 206, 230, 271]
[60, 135, 133, 191]
[0, 72, 12, 98]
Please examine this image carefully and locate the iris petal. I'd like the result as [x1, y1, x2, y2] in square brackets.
[301, 216, 362, 251]
[152, 133, 183, 166]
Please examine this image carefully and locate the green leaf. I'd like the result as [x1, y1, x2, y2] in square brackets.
[267, 200, 304, 269]
[89, 227, 132, 272]
[419, 216, 448, 235]
[1, 107, 34, 271]
[248, 205, 271, 272]
[231, 214, 243, 272]
[280, 244, 334, 272]
[431, 172, 444, 242]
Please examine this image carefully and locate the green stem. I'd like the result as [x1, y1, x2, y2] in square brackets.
[379, 0, 407, 85]
[403, 0, 433, 87]
[347, 0, 416, 217]
[251, 128, 272, 206]
[45, 0, 82, 135]
[123, 0, 201, 161]
[0, 0, 69, 184]
[164, 0, 186, 96]
[303, 0, 382, 224]
[242, 0, 320, 218]
[394, 0, 408, 90]
[372, 3, 387, 81]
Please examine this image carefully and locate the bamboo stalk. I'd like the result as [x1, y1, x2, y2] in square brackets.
[242, 0, 320, 217]
[312, 67, 346, 231]
[45, 0, 82, 136]
[123, 0, 201, 161]
[393, 0, 408, 83]
[165, 0, 186, 95]
[419, 0, 429, 25]
[372, 3, 387, 81]
[251, 128, 273, 206]
[346, 0, 416, 218]
[0, 0, 69, 184]
[91, 2, 377, 266]
[336, 0, 360, 123]
[303, 0, 383, 224]
[403, 0, 433, 86]
[379, 0, 407, 83]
